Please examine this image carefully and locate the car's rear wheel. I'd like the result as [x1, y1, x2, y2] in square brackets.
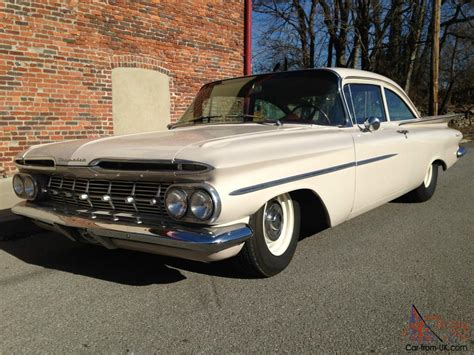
[235, 193, 300, 277]
[404, 163, 439, 202]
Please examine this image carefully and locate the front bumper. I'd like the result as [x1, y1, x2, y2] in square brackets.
[457, 146, 467, 158]
[12, 202, 252, 262]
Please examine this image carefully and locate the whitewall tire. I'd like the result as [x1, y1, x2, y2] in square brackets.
[404, 163, 439, 202]
[235, 193, 300, 277]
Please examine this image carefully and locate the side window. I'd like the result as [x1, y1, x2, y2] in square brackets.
[344, 84, 386, 124]
[384, 88, 415, 121]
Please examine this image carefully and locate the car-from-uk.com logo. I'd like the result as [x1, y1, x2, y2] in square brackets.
[401, 305, 470, 352]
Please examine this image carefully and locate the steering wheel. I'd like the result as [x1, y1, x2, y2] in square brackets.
[290, 103, 331, 124]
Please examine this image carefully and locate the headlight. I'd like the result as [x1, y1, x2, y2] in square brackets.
[12, 174, 40, 200]
[23, 175, 37, 200]
[12, 174, 25, 198]
[165, 188, 188, 219]
[189, 190, 214, 220]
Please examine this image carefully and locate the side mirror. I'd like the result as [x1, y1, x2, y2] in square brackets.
[364, 116, 381, 131]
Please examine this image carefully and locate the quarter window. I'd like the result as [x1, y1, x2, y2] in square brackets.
[384, 88, 415, 121]
[344, 84, 386, 124]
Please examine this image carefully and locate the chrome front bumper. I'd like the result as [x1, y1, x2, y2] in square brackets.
[457, 146, 467, 158]
[12, 202, 252, 262]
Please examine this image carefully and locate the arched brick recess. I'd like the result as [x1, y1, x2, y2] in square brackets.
[110, 55, 176, 119]
[0, 1, 244, 174]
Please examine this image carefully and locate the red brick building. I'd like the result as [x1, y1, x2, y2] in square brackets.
[0, 0, 245, 174]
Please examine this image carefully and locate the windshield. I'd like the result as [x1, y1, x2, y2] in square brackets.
[176, 70, 347, 127]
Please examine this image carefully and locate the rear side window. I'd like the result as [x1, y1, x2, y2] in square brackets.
[344, 84, 386, 124]
[384, 89, 416, 121]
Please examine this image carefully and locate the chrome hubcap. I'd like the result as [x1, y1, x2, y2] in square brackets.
[264, 202, 283, 241]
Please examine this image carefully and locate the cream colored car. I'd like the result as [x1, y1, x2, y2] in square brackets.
[11, 68, 465, 277]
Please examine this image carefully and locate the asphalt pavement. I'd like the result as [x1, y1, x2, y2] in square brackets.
[1, 142, 472, 353]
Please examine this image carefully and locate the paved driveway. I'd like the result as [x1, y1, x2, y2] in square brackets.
[1, 143, 472, 353]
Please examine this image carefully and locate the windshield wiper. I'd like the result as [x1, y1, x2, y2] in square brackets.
[225, 114, 282, 126]
[169, 114, 283, 130]
[168, 115, 223, 129]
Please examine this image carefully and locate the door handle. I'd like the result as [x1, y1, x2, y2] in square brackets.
[397, 129, 409, 138]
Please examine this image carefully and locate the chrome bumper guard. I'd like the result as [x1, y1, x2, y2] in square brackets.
[12, 202, 252, 253]
[456, 146, 466, 158]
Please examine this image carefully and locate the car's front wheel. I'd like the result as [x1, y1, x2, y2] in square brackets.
[404, 163, 439, 202]
[235, 193, 301, 277]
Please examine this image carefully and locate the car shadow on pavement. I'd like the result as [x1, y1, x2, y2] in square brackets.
[0, 232, 252, 285]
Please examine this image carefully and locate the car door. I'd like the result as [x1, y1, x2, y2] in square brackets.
[344, 82, 412, 217]
[382, 87, 429, 187]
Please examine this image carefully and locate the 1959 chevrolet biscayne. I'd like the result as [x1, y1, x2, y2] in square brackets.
[11, 68, 466, 277]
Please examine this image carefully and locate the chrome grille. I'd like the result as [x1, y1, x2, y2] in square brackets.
[46, 176, 171, 218]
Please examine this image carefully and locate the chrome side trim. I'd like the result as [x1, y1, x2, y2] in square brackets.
[457, 146, 466, 158]
[398, 114, 462, 126]
[12, 202, 252, 253]
[357, 153, 398, 166]
[229, 154, 398, 196]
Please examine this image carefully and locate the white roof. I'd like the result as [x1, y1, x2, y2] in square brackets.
[325, 67, 420, 116]
[325, 67, 403, 91]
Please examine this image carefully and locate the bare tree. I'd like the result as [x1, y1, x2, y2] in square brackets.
[253, 0, 474, 113]
[253, 0, 319, 70]
[430, 0, 441, 116]
[319, 0, 351, 67]
[404, 0, 427, 93]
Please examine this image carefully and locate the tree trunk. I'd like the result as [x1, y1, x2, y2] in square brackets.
[429, 0, 441, 116]
[327, 37, 333, 67]
[293, 0, 317, 68]
[308, 0, 317, 68]
[405, 0, 427, 93]
[355, 0, 370, 69]
[320, 0, 350, 67]
[440, 37, 459, 113]
[293, 0, 309, 68]
[335, 41, 345, 67]
[348, 35, 360, 68]
[412, 11, 433, 90]
[337, 0, 350, 67]
[369, 0, 392, 71]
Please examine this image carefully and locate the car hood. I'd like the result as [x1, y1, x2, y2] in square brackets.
[20, 124, 320, 167]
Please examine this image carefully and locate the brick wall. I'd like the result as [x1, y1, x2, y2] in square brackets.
[0, 0, 244, 174]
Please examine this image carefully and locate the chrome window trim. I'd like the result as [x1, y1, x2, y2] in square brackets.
[320, 69, 354, 127]
[343, 76, 420, 118]
[343, 84, 356, 124]
[342, 83, 388, 124]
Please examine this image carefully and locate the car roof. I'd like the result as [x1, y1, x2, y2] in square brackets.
[214, 67, 404, 92]
[324, 68, 403, 90]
